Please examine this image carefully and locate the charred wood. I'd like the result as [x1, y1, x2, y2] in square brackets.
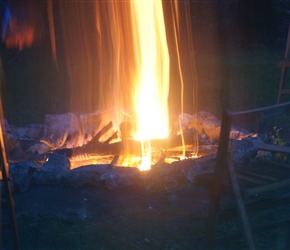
[89, 121, 114, 144]
[55, 127, 197, 158]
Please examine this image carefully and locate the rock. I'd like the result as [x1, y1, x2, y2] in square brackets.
[189, 111, 213, 134]
[10, 124, 44, 140]
[255, 150, 273, 160]
[42, 111, 116, 150]
[4, 132, 21, 154]
[4, 133, 29, 162]
[3, 109, 258, 193]
[9, 162, 35, 192]
[63, 165, 108, 188]
[202, 115, 223, 140]
[100, 166, 141, 190]
[142, 163, 185, 192]
[190, 111, 249, 140]
[33, 154, 70, 185]
[171, 113, 193, 135]
[26, 143, 51, 154]
[230, 138, 258, 164]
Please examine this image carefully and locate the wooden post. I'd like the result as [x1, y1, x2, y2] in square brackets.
[277, 23, 290, 103]
[0, 55, 19, 250]
[205, 110, 255, 249]
[205, 110, 232, 249]
[228, 159, 256, 249]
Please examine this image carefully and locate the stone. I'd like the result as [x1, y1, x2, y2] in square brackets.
[230, 138, 258, 164]
[9, 162, 35, 192]
[189, 111, 213, 134]
[100, 166, 141, 190]
[10, 124, 44, 140]
[171, 113, 193, 135]
[26, 143, 51, 154]
[41, 111, 116, 150]
[33, 154, 70, 185]
[63, 164, 108, 188]
[190, 111, 249, 140]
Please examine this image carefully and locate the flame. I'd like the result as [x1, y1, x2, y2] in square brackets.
[130, 0, 170, 170]
[59, 1, 197, 170]
[130, 0, 169, 140]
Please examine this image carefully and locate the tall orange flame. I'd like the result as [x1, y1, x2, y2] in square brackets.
[131, 1, 169, 141]
[130, 0, 170, 170]
[59, 1, 198, 170]
[96, 0, 170, 170]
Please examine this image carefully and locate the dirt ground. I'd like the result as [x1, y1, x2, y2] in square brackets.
[0, 159, 288, 250]
[11, 184, 213, 249]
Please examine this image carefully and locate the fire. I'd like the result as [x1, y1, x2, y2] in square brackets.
[130, 0, 170, 170]
[59, 1, 197, 170]
[96, 0, 170, 171]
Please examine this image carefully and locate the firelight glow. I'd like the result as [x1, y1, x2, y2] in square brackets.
[57, 0, 198, 171]
[130, 0, 170, 170]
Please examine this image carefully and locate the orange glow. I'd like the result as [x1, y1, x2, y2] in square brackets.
[93, 0, 197, 170]
[57, 1, 198, 170]
[130, 0, 170, 170]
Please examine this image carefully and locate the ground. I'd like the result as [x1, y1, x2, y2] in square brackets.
[7, 176, 289, 250]
[12, 184, 212, 249]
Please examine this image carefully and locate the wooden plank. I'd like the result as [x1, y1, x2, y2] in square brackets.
[277, 23, 290, 103]
[285, 225, 290, 250]
[228, 161, 256, 250]
[253, 142, 290, 154]
[237, 173, 269, 185]
[238, 169, 279, 182]
[258, 158, 290, 170]
[284, 23, 290, 58]
[220, 193, 290, 221]
[206, 111, 233, 250]
[0, 107, 20, 250]
[206, 102, 290, 249]
[280, 89, 290, 94]
[229, 101, 290, 124]
[244, 178, 290, 197]
[276, 60, 290, 67]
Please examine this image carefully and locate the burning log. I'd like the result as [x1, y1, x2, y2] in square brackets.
[3, 109, 252, 170]
[56, 126, 197, 159]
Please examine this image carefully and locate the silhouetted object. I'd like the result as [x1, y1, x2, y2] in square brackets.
[276, 24, 290, 103]
[2, 2, 43, 50]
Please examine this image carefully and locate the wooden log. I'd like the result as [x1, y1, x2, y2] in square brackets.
[56, 127, 197, 158]
[88, 121, 114, 144]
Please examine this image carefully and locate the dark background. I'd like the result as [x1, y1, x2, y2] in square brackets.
[1, 0, 290, 126]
